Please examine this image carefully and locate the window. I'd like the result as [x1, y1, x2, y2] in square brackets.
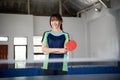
[14, 46, 26, 60]
[0, 37, 8, 41]
[14, 37, 27, 68]
[33, 36, 45, 60]
[14, 37, 27, 45]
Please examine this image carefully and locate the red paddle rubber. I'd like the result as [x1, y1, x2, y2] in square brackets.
[66, 40, 77, 51]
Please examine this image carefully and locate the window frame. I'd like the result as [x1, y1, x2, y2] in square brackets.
[14, 37, 28, 60]
[33, 36, 45, 61]
[14, 45, 27, 60]
[33, 36, 43, 54]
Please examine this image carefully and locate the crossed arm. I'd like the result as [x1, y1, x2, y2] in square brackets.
[42, 43, 68, 54]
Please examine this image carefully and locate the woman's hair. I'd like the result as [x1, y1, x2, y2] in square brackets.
[50, 13, 63, 30]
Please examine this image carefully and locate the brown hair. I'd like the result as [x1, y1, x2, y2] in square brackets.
[50, 13, 63, 30]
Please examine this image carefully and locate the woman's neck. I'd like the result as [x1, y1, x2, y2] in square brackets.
[52, 29, 62, 34]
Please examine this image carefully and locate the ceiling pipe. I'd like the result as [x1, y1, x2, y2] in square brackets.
[59, 0, 62, 15]
[63, 0, 73, 16]
[27, 0, 30, 14]
[77, 1, 100, 17]
[99, 0, 107, 8]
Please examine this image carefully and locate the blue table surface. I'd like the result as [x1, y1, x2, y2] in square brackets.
[1, 74, 120, 80]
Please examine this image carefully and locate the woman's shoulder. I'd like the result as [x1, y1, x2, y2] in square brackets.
[62, 31, 69, 35]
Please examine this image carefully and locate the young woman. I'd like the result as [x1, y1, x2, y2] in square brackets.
[41, 13, 70, 75]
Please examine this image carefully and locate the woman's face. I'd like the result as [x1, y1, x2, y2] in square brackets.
[50, 17, 62, 29]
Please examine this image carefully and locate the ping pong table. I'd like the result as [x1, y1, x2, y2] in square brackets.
[0, 74, 120, 80]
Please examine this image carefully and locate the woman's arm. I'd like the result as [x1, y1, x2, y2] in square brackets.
[42, 43, 67, 54]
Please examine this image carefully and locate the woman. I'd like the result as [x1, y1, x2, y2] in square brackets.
[41, 13, 70, 75]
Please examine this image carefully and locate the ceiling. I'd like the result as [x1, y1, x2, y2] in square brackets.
[0, 0, 111, 17]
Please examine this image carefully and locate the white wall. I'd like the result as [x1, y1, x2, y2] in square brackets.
[0, 14, 34, 61]
[81, 3, 120, 59]
[33, 16, 50, 36]
[114, 1, 120, 58]
[63, 17, 87, 58]
[88, 13, 119, 59]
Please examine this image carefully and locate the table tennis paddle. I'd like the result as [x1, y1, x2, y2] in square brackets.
[65, 40, 77, 51]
